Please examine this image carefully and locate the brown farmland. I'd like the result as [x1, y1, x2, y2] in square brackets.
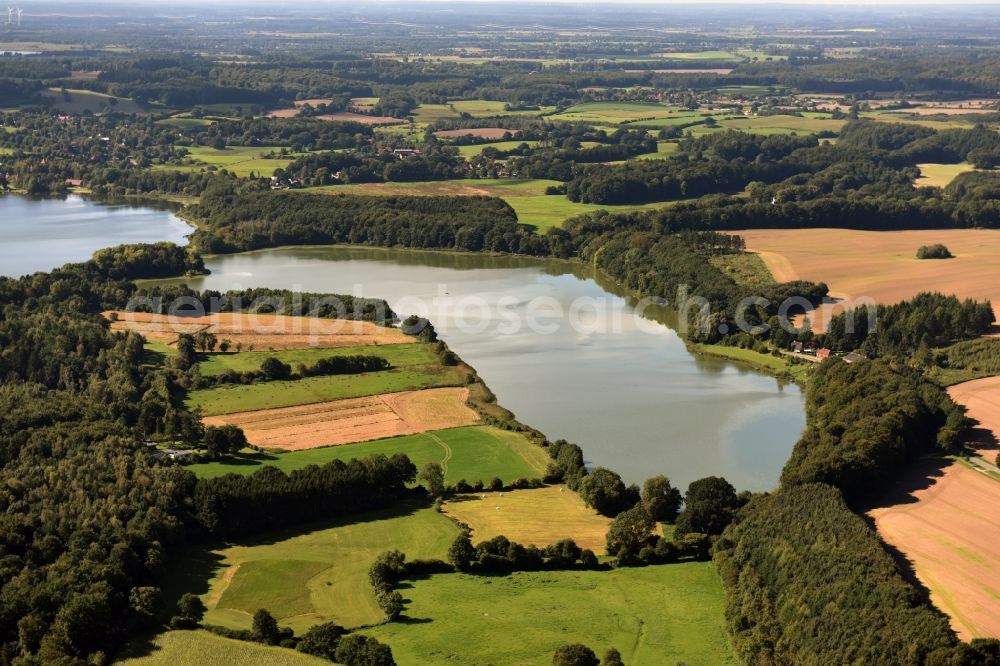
[868, 462, 1000, 640]
[735, 229, 1000, 331]
[105, 311, 412, 349]
[948, 377, 1000, 459]
[433, 127, 517, 139]
[202, 387, 478, 450]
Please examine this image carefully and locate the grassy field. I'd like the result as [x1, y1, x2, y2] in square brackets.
[450, 99, 556, 117]
[201, 503, 460, 631]
[915, 162, 977, 188]
[548, 101, 683, 124]
[187, 425, 550, 484]
[159, 145, 297, 177]
[411, 103, 461, 123]
[657, 50, 742, 61]
[443, 486, 613, 553]
[117, 630, 329, 665]
[718, 114, 846, 135]
[709, 252, 776, 289]
[194, 343, 434, 376]
[694, 344, 814, 383]
[41, 88, 143, 114]
[455, 139, 540, 158]
[314, 178, 670, 231]
[634, 140, 680, 160]
[185, 364, 465, 415]
[368, 564, 736, 665]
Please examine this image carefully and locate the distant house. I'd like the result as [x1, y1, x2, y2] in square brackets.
[816, 348, 832, 360]
[791, 341, 804, 353]
[843, 352, 866, 364]
[152, 447, 196, 461]
[64, 178, 83, 187]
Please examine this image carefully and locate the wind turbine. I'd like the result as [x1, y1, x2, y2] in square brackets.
[15, 6, 20, 26]
[5, 7, 12, 26]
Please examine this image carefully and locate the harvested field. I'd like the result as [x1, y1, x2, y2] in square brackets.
[443, 486, 615, 554]
[735, 229, 1000, 331]
[202, 387, 478, 450]
[104, 311, 412, 349]
[433, 127, 516, 139]
[948, 377, 1000, 459]
[915, 162, 977, 187]
[869, 461, 1000, 640]
[317, 112, 404, 125]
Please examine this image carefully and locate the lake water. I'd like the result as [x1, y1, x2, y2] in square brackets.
[170, 246, 806, 491]
[0, 195, 192, 277]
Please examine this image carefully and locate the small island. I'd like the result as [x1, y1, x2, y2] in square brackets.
[916, 243, 954, 259]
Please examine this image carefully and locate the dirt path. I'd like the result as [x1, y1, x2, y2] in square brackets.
[869, 462, 1000, 640]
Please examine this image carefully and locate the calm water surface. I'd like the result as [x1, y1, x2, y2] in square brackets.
[174, 246, 806, 491]
[0, 195, 191, 277]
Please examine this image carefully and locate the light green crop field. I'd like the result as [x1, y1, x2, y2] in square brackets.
[656, 50, 742, 61]
[158, 145, 297, 177]
[914, 162, 977, 188]
[313, 178, 671, 231]
[194, 343, 433, 377]
[449, 99, 557, 117]
[116, 630, 329, 665]
[411, 103, 462, 123]
[634, 140, 680, 160]
[719, 114, 847, 134]
[202, 503, 460, 631]
[187, 425, 550, 484]
[368, 564, 736, 666]
[862, 111, 982, 130]
[549, 101, 681, 124]
[735, 49, 788, 62]
[185, 364, 465, 415]
[156, 114, 215, 129]
[41, 88, 143, 114]
[456, 139, 540, 158]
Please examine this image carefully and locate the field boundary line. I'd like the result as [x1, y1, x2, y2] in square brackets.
[426, 431, 452, 475]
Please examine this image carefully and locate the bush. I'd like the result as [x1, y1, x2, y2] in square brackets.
[334, 634, 396, 666]
[552, 643, 600, 666]
[916, 244, 953, 259]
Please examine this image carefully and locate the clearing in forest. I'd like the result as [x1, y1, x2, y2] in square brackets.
[202, 386, 479, 450]
[735, 228, 1000, 330]
[868, 461, 1000, 641]
[200, 503, 460, 632]
[442, 485, 613, 554]
[367, 564, 736, 666]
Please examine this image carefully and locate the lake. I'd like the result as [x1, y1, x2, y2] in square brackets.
[170, 246, 806, 491]
[0, 195, 192, 277]
[1, 195, 805, 490]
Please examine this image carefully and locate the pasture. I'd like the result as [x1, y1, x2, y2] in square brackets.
[736, 228, 1000, 329]
[202, 387, 479, 450]
[433, 127, 515, 140]
[107, 311, 412, 349]
[868, 461, 1000, 641]
[117, 630, 328, 665]
[549, 101, 682, 124]
[318, 178, 670, 231]
[185, 364, 466, 416]
[915, 162, 977, 188]
[163, 145, 297, 177]
[443, 486, 613, 554]
[368, 564, 735, 665]
[718, 113, 846, 135]
[41, 88, 143, 114]
[188, 424, 549, 483]
[657, 50, 742, 61]
[195, 343, 434, 376]
[449, 99, 556, 117]
[201, 503, 460, 631]
[455, 139, 540, 158]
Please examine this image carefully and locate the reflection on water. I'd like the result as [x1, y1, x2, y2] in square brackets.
[164, 245, 805, 491]
[0, 195, 192, 277]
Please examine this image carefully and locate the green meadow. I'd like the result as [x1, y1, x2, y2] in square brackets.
[117, 630, 329, 665]
[187, 425, 550, 484]
[185, 364, 465, 415]
[41, 88, 143, 114]
[157, 145, 298, 177]
[194, 343, 434, 376]
[455, 139, 541, 158]
[548, 101, 682, 124]
[201, 503, 460, 631]
[368, 564, 736, 665]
